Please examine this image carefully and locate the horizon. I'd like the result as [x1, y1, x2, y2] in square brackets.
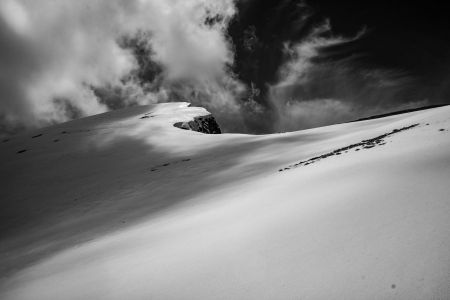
[1, 0, 449, 136]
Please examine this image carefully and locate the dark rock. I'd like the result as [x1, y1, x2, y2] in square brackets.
[278, 123, 419, 173]
[174, 114, 221, 134]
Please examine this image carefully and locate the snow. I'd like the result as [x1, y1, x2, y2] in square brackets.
[1, 102, 450, 299]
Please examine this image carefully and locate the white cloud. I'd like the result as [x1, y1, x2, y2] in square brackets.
[269, 98, 355, 132]
[268, 21, 377, 131]
[274, 20, 365, 89]
[0, 0, 29, 35]
[0, 0, 240, 132]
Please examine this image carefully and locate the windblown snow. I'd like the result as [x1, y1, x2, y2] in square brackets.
[1, 102, 450, 299]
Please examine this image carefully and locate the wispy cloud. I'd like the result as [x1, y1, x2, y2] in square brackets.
[268, 19, 425, 131]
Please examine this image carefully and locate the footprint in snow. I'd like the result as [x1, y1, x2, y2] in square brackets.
[150, 158, 191, 172]
[140, 115, 155, 119]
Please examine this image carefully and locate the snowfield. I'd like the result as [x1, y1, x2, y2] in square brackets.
[1, 102, 450, 299]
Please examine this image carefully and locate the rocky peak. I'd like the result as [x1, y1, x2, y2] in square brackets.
[174, 114, 221, 134]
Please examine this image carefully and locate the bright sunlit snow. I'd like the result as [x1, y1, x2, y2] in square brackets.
[1, 103, 450, 299]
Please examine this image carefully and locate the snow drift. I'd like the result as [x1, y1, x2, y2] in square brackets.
[0, 102, 450, 299]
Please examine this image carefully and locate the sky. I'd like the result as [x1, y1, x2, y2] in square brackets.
[0, 0, 449, 135]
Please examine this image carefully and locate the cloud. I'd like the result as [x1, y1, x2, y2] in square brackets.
[270, 99, 351, 132]
[2, 0, 440, 136]
[268, 20, 429, 131]
[0, 0, 242, 135]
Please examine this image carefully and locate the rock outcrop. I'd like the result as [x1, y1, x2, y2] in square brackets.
[174, 114, 221, 134]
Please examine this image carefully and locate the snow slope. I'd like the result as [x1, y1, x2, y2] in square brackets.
[1, 102, 450, 299]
